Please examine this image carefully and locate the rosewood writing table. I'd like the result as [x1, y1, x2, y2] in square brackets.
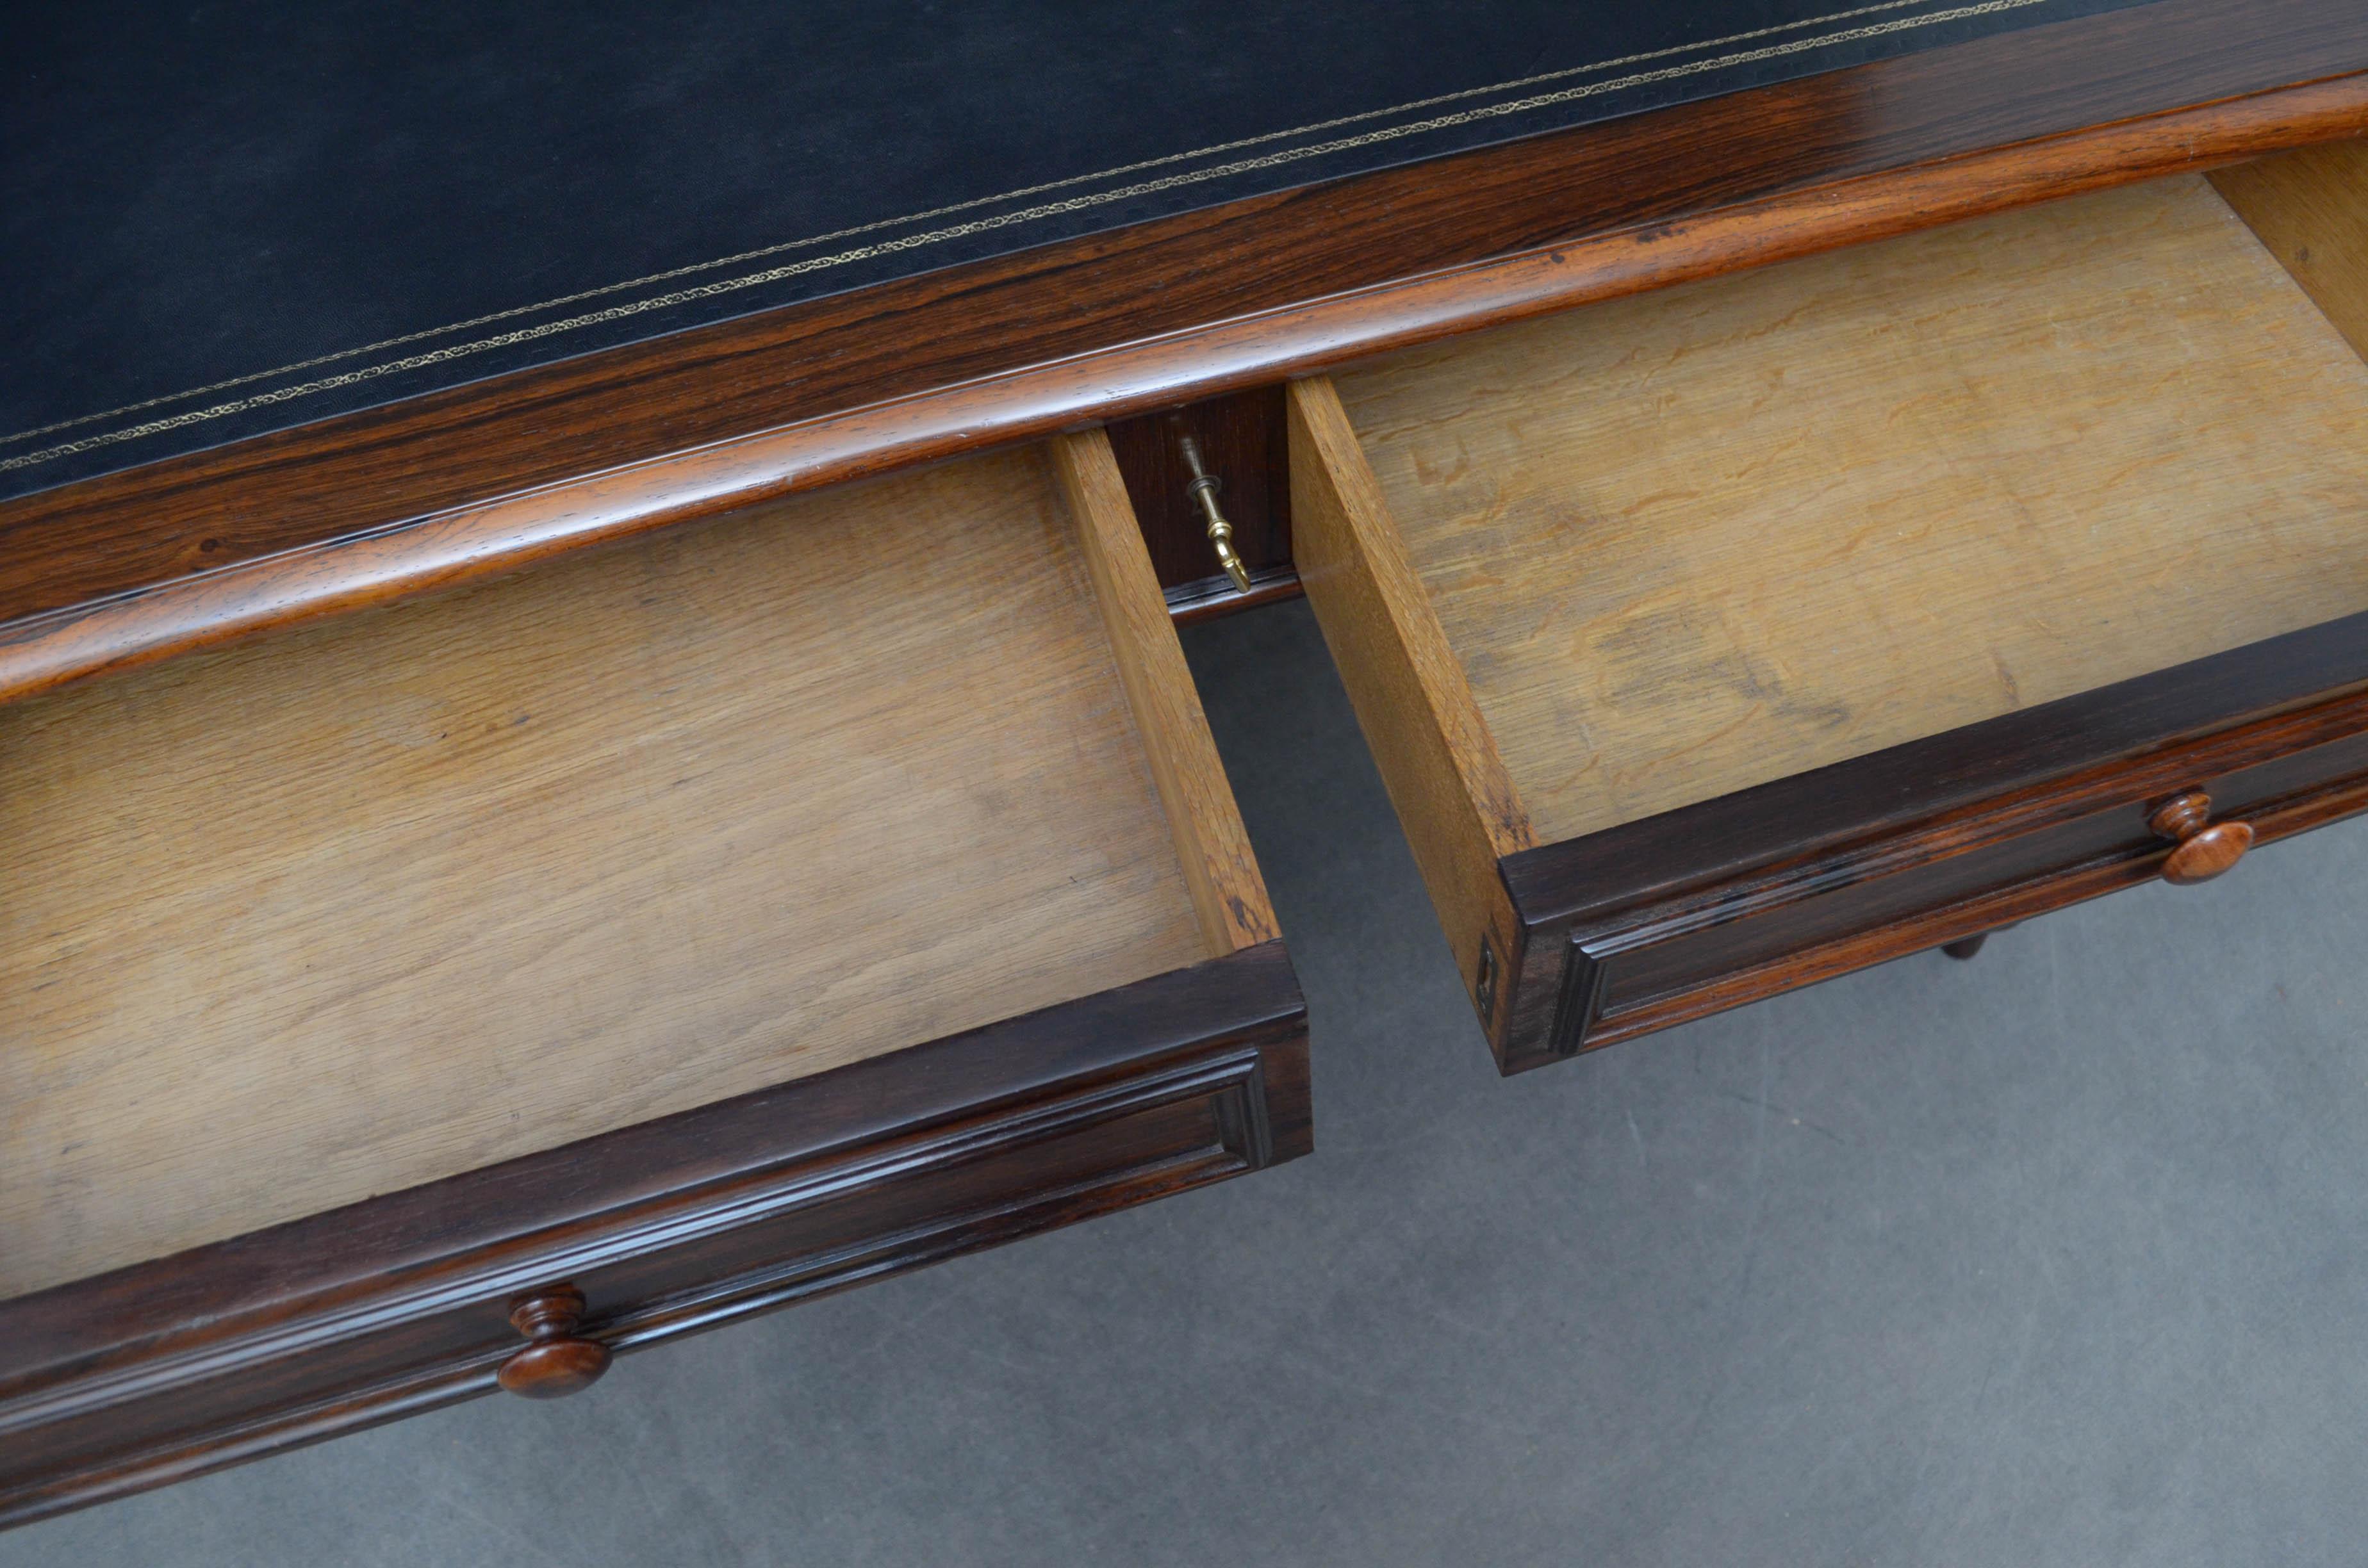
[4, 0, 2367, 1525]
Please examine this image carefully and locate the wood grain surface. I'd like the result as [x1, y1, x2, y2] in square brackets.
[1287, 376, 1531, 1029]
[1332, 175, 2368, 845]
[1051, 428, 1277, 955]
[0, 445, 1208, 1296]
[2212, 136, 2368, 361]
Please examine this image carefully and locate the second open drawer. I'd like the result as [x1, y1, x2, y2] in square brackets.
[1292, 156, 2368, 1072]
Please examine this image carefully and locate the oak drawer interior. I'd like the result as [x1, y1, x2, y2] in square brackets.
[0, 433, 1276, 1299]
[1293, 153, 2368, 1063]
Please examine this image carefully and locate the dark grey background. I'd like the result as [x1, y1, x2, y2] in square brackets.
[4, 599, 2361, 1565]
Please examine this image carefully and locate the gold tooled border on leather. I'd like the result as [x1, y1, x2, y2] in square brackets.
[0, 0, 2069, 477]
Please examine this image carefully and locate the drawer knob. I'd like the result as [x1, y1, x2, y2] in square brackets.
[496, 1286, 611, 1400]
[2149, 791, 2253, 886]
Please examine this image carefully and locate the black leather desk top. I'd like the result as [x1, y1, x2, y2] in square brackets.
[1, 0, 2152, 502]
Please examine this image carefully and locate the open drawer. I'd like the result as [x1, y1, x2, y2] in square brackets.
[0, 432, 1307, 1523]
[1293, 154, 2368, 1074]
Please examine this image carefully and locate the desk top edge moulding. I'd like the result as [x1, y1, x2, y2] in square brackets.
[2, 0, 2365, 702]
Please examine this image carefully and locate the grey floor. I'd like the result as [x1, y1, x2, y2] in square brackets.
[10, 601, 2368, 1566]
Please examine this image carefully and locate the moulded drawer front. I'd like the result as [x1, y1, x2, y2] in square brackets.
[1510, 674, 2368, 1059]
[0, 952, 1307, 1528]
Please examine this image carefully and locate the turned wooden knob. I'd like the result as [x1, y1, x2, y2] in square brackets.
[496, 1286, 611, 1400]
[2148, 791, 2253, 886]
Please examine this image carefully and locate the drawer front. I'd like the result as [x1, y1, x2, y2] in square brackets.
[0, 945, 1308, 1529]
[1515, 692, 2368, 1062]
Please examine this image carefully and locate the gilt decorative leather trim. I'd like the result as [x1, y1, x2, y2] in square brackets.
[0, 0, 2157, 499]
